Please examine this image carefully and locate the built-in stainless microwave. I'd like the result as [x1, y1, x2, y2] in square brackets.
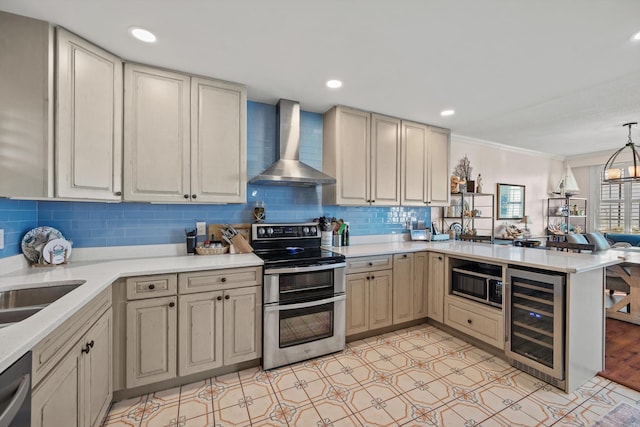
[452, 264, 503, 307]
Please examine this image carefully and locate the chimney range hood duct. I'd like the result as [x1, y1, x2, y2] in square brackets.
[248, 99, 336, 186]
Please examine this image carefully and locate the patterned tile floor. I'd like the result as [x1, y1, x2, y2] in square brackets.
[102, 324, 640, 426]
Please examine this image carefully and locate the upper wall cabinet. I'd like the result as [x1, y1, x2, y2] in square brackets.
[56, 28, 123, 200]
[0, 12, 53, 198]
[401, 122, 450, 207]
[123, 64, 247, 203]
[323, 106, 401, 206]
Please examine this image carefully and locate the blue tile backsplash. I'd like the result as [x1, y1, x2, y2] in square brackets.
[0, 101, 430, 258]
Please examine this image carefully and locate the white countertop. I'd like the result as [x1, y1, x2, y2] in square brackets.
[0, 253, 263, 373]
[1, 239, 632, 373]
[329, 240, 626, 273]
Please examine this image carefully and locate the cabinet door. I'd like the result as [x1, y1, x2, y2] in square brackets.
[427, 253, 445, 323]
[191, 77, 247, 203]
[126, 296, 177, 388]
[124, 64, 190, 202]
[401, 120, 428, 206]
[393, 253, 414, 324]
[223, 286, 261, 365]
[371, 114, 401, 206]
[56, 28, 123, 200]
[427, 126, 450, 206]
[369, 269, 393, 330]
[83, 310, 112, 427]
[32, 346, 80, 427]
[413, 252, 429, 319]
[346, 273, 369, 336]
[0, 12, 52, 198]
[324, 106, 370, 205]
[178, 291, 224, 376]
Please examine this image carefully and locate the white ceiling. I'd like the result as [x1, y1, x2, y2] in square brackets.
[2, 0, 640, 158]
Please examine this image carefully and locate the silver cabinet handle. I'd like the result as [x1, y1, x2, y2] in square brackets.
[0, 373, 30, 427]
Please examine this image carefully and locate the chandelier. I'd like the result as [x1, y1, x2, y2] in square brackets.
[603, 122, 640, 182]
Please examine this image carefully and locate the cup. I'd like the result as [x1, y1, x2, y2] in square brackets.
[321, 231, 332, 246]
[332, 235, 342, 247]
[186, 236, 196, 254]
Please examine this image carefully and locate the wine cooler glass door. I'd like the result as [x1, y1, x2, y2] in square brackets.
[506, 267, 565, 380]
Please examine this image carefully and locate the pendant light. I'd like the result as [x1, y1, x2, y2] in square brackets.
[603, 122, 640, 182]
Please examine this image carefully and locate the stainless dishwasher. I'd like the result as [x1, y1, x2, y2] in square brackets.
[0, 352, 31, 427]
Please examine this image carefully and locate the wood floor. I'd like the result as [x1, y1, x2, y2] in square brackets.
[599, 318, 640, 392]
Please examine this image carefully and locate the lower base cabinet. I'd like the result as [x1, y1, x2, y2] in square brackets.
[126, 296, 177, 388]
[444, 296, 504, 349]
[32, 308, 112, 427]
[345, 268, 393, 336]
[177, 286, 261, 376]
[427, 252, 445, 322]
[120, 268, 262, 390]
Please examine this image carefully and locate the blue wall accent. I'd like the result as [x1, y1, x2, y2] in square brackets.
[0, 101, 430, 258]
[0, 199, 37, 257]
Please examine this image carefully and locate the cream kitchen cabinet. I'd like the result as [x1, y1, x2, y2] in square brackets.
[178, 268, 261, 373]
[124, 63, 247, 203]
[401, 122, 450, 207]
[126, 295, 177, 388]
[393, 253, 413, 324]
[32, 290, 112, 427]
[427, 252, 446, 322]
[323, 107, 401, 206]
[345, 255, 394, 336]
[0, 12, 53, 198]
[413, 251, 429, 319]
[444, 295, 504, 349]
[56, 28, 123, 200]
[177, 284, 261, 376]
[393, 252, 429, 324]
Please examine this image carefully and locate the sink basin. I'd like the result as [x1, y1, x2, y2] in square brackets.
[0, 307, 44, 328]
[0, 281, 86, 309]
[0, 280, 86, 327]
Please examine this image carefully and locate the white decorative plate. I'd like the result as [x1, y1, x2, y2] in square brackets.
[42, 238, 72, 264]
[21, 226, 64, 263]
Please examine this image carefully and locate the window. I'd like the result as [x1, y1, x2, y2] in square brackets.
[598, 169, 640, 234]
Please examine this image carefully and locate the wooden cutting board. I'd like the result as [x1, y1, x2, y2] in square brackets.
[208, 224, 251, 243]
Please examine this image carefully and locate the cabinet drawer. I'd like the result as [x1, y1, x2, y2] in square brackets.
[445, 296, 504, 349]
[178, 267, 262, 294]
[32, 288, 111, 387]
[126, 274, 177, 300]
[345, 255, 393, 274]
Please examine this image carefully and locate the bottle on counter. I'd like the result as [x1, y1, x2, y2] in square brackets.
[343, 225, 349, 246]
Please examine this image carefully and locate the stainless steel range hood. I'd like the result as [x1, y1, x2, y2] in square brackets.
[249, 99, 336, 186]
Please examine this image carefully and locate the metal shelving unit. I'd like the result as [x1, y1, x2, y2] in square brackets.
[546, 197, 587, 241]
[443, 192, 495, 242]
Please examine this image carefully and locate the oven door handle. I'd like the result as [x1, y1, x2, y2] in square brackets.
[264, 294, 346, 312]
[265, 262, 346, 275]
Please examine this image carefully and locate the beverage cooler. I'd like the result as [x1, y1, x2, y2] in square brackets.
[505, 266, 565, 388]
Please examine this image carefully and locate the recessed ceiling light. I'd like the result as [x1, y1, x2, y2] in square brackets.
[440, 109, 455, 116]
[632, 31, 640, 41]
[129, 27, 157, 43]
[326, 79, 343, 89]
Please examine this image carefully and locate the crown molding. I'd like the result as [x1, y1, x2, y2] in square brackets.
[451, 133, 566, 161]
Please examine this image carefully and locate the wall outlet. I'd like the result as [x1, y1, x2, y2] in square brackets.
[196, 222, 206, 236]
[0, 229, 4, 250]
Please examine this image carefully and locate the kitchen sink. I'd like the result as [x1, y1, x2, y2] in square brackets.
[0, 281, 86, 328]
[0, 281, 85, 309]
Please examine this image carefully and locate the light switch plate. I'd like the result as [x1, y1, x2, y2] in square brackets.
[0, 229, 4, 250]
[196, 222, 206, 236]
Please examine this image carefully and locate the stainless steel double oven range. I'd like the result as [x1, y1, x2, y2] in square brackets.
[252, 223, 346, 370]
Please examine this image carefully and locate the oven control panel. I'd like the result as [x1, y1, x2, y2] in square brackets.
[252, 223, 319, 240]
